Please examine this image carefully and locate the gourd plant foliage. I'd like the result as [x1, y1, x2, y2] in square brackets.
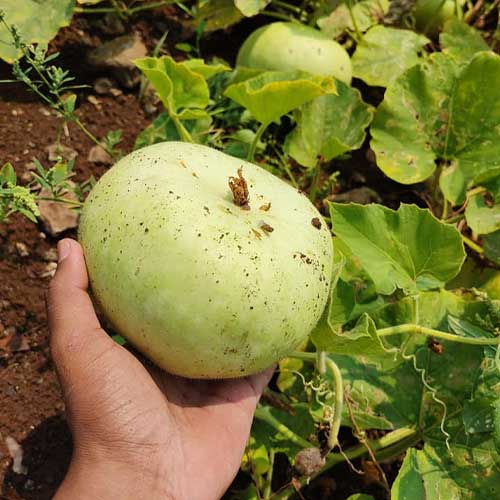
[128, 19, 500, 499]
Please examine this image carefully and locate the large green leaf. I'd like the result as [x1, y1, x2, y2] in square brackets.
[440, 20, 490, 67]
[135, 56, 209, 114]
[351, 25, 429, 88]
[439, 53, 500, 204]
[317, 0, 389, 38]
[370, 52, 458, 185]
[392, 443, 500, 500]
[284, 81, 374, 167]
[224, 71, 336, 126]
[371, 52, 500, 203]
[329, 203, 465, 295]
[0, 0, 75, 63]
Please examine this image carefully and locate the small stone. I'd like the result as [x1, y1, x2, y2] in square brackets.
[42, 248, 58, 262]
[93, 77, 114, 95]
[15, 242, 29, 257]
[45, 144, 78, 162]
[39, 262, 57, 279]
[88, 145, 113, 165]
[20, 171, 32, 183]
[38, 187, 79, 237]
[110, 87, 123, 97]
[39, 108, 51, 117]
[87, 95, 101, 110]
[87, 33, 146, 89]
[87, 33, 147, 69]
[328, 187, 382, 206]
[0, 300, 10, 311]
[5, 436, 27, 475]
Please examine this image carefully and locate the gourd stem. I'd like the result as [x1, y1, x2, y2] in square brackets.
[377, 323, 498, 345]
[171, 114, 194, 143]
[247, 122, 267, 162]
[461, 234, 484, 254]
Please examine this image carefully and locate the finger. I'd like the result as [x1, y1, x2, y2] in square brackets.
[247, 365, 276, 397]
[47, 239, 116, 392]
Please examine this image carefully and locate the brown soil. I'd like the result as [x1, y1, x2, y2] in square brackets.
[0, 36, 148, 496]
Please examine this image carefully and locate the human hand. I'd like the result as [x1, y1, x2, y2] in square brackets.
[47, 238, 274, 500]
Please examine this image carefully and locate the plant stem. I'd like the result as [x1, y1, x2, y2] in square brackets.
[377, 323, 498, 345]
[346, 0, 362, 40]
[309, 159, 322, 202]
[247, 123, 267, 162]
[254, 407, 311, 449]
[461, 234, 484, 254]
[446, 213, 465, 224]
[272, 0, 302, 13]
[36, 196, 83, 208]
[262, 449, 275, 499]
[261, 10, 297, 22]
[170, 114, 194, 143]
[129, 0, 176, 14]
[74, 119, 103, 149]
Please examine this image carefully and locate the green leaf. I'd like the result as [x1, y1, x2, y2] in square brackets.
[351, 26, 429, 88]
[329, 203, 465, 295]
[134, 56, 209, 115]
[312, 309, 387, 357]
[465, 193, 500, 235]
[484, 231, 500, 265]
[284, 81, 374, 167]
[391, 442, 500, 499]
[371, 51, 500, 203]
[493, 398, 500, 452]
[234, 0, 270, 17]
[182, 58, 231, 79]
[370, 52, 458, 185]
[224, 71, 336, 127]
[0, 162, 16, 186]
[346, 495, 375, 500]
[252, 404, 316, 460]
[0, 0, 75, 63]
[194, 0, 243, 32]
[391, 448, 426, 499]
[440, 20, 490, 67]
[439, 53, 500, 204]
[331, 353, 422, 430]
[317, 0, 389, 38]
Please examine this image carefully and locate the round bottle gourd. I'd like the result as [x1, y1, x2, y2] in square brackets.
[79, 142, 333, 379]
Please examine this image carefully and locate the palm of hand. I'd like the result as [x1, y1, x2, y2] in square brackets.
[48, 239, 272, 500]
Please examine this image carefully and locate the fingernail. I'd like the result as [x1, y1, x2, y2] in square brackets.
[57, 239, 71, 262]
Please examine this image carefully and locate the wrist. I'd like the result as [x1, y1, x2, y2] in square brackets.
[55, 450, 174, 500]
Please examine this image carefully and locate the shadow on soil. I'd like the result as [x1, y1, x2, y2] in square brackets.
[2, 414, 72, 500]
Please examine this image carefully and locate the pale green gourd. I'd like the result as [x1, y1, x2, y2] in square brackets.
[79, 142, 333, 379]
[237, 22, 352, 84]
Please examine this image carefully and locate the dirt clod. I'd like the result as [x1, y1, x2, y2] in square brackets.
[259, 202, 271, 211]
[294, 447, 325, 477]
[229, 168, 250, 209]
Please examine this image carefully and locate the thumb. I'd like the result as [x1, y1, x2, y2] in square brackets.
[47, 238, 116, 395]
